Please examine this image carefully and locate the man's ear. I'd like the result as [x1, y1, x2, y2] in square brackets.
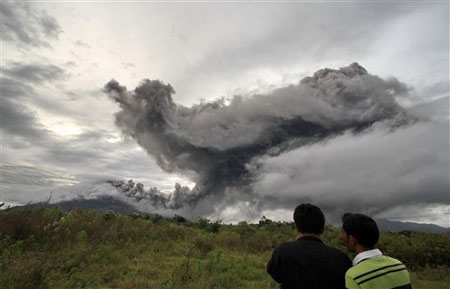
[349, 235, 357, 247]
[320, 226, 325, 234]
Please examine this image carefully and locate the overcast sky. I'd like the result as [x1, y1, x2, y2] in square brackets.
[1, 1, 449, 226]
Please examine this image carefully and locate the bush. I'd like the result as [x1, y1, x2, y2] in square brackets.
[173, 214, 187, 223]
[102, 210, 116, 221]
[194, 236, 214, 256]
[194, 218, 221, 234]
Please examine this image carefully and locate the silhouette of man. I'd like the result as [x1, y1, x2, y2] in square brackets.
[267, 203, 352, 289]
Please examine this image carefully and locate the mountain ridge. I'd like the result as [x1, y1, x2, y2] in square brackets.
[7, 196, 448, 233]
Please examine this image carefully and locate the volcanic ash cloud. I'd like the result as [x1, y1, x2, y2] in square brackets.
[104, 63, 415, 211]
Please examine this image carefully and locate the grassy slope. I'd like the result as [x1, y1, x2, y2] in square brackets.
[1, 207, 449, 289]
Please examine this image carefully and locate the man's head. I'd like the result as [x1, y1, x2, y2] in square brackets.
[341, 213, 379, 252]
[293, 203, 325, 234]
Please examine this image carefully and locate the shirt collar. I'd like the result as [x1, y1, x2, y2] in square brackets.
[352, 249, 383, 266]
[297, 235, 323, 243]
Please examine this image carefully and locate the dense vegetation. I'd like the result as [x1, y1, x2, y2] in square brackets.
[1, 207, 449, 289]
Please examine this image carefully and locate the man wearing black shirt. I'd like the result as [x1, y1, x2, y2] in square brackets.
[267, 203, 352, 289]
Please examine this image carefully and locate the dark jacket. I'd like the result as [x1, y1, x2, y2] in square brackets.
[267, 236, 352, 289]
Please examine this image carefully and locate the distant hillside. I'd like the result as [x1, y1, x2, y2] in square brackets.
[375, 218, 450, 234]
[10, 197, 449, 233]
[13, 196, 150, 216]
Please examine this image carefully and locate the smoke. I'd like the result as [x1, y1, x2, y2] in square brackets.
[250, 119, 449, 220]
[108, 179, 199, 209]
[104, 63, 416, 212]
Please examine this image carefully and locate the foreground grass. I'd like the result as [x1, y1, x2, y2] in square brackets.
[1, 207, 449, 289]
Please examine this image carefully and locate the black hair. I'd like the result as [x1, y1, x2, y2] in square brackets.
[342, 213, 379, 248]
[293, 203, 325, 234]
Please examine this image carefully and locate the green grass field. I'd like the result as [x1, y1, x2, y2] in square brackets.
[1, 207, 449, 289]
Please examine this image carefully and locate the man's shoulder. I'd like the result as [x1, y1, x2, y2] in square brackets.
[277, 241, 349, 260]
[321, 243, 351, 260]
[345, 258, 375, 278]
[345, 264, 360, 278]
[270, 241, 299, 260]
[383, 255, 405, 265]
[324, 243, 348, 254]
[274, 241, 298, 251]
[346, 255, 407, 278]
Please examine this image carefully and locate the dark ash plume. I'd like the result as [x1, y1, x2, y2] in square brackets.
[108, 179, 200, 209]
[104, 63, 413, 209]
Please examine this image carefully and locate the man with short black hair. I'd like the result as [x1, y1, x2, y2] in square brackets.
[341, 213, 412, 289]
[267, 203, 352, 289]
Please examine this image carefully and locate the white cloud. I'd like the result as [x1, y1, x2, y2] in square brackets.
[251, 119, 449, 221]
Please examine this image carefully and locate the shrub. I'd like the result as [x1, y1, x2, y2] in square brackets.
[102, 210, 116, 221]
[173, 214, 188, 223]
[194, 236, 214, 256]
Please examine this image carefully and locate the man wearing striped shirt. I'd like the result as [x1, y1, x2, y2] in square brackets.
[341, 213, 412, 289]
